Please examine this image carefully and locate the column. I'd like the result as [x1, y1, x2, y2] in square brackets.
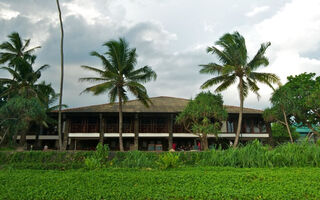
[134, 114, 139, 150]
[99, 113, 104, 144]
[168, 114, 173, 150]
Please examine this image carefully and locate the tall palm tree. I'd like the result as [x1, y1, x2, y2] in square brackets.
[56, 0, 65, 150]
[0, 32, 40, 68]
[199, 31, 280, 147]
[79, 38, 157, 151]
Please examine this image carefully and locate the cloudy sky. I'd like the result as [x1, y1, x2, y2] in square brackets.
[0, 0, 319, 110]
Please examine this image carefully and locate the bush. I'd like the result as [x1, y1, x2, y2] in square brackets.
[157, 152, 180, 169]
[84, 143, 109, 169]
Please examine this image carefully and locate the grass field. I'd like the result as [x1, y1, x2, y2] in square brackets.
[1, 167, 319, 200]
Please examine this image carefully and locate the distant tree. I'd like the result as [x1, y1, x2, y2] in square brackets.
[0, 32, 40, 68]
[0, 96, 46, 147]
[271, 123, 300, 144]
[176, 92, 227, 150]
[79, 38, 157, 151]
[56, 0, 65, 150]
[263, 87, 295, 143]
[279, 73, 320, 136]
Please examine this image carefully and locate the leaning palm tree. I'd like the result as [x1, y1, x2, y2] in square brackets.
[200, 31, 280, 147]
[0, 32, 40, 68]
[79, 38, 157, 151]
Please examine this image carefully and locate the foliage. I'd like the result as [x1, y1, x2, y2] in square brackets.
[112, 151, 158, 168]
[1, 167, 320, 199]
[176, 91, 227, 150]
[270, 73, 320, 135]
[199, 31, 280, 147]
[84, 143, 109, 169]
[0, 32, 40, 68]
[156, 152, 180, 169]
[79, 38, 157, 151]
[2, 141, 320, 170]
[0, 96, 47, 145]
[271, 123, 300, 143]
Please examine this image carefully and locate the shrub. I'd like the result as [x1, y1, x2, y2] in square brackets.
[157, 152, 180, 169]
[84, 143, 109, 169]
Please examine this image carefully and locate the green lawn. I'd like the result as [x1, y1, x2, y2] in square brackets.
[0, 167, 319, 200]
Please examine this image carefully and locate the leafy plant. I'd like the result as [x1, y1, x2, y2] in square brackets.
[157, 152, 180, 169]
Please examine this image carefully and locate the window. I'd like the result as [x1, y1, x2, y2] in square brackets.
[227, 120, 234, 133]
[253, 119, 260, 133]
[259, 121, 267, 132]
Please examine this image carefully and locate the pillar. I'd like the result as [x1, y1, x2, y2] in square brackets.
[99, 113, 104, 144]
[134, 114, 139, 150]
[168, 114, 173, 150]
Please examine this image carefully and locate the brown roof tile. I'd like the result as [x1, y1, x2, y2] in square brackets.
[56, 96, 263, 114]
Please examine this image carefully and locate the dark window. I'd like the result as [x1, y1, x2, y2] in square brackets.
[227, 120, 235, 133]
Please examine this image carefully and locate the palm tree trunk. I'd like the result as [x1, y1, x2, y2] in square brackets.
[282, 108, 293, 143]
[56, 0, 64, 151]
[118, 91, 124, 152]
[234, 80, 244, 148]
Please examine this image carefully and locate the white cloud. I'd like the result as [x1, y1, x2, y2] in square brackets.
[246, 6, 269, 17]
[0, 3, 19, 20]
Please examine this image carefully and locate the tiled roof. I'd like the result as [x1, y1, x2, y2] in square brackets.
[56, 96, 263, 114]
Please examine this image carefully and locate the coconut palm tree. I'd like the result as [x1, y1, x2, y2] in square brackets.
[80, 38, 157, 151]
[0, 57, 49, 98]
[56, 0, 65, 150]
[199, 31, 280, 147]
[0, 32, 40, 68]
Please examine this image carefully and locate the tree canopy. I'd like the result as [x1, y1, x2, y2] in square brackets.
[176, 91, 228, 150]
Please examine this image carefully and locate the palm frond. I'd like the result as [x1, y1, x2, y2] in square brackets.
[199, 63, 223, 75]
[78, 77, 109, 83]
[247, 42, 271, 71]
[250, 72, 280, 90]
[80, 65, 105, 76]
[207, 46, 232, 65]
[80, 81, 115, 95]
[215, 74, 237, 92]
[127, 66, 157, 83]
[247, 77, 261, 100]
[89, 52, 115, 73]
[200, 74, 234, 89]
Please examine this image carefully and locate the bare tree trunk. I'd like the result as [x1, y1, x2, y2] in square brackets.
[56, 0, 64, 151]
[282, 108, 293, 143]
[234, 80, 244, 148]
[118, 91, 124, 152]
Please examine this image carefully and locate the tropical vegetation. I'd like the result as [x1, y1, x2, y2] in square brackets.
[1, 167, 320, 200]
[79, 38, 157, 151]
[199, 31, 280, 147]
[176, 91, 227, 150]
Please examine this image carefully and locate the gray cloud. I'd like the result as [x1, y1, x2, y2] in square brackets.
[1, 0, 319, 111]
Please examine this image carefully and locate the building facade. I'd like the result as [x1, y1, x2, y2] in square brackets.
[26, 96, 271, 150]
